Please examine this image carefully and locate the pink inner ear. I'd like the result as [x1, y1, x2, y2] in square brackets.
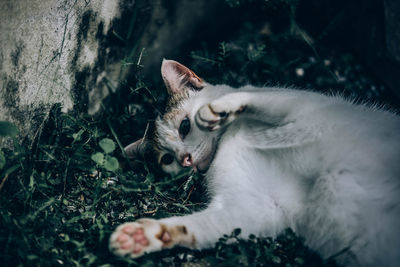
[124, 138, 147, 160]
[161, 59, 204, 95]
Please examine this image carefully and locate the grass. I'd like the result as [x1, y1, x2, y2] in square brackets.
[1, 0, 397, 266]
[0, 106, 337, 267]
[0, 104, 338, 266]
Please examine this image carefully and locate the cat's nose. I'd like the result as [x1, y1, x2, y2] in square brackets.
[181, 153, 192, 167]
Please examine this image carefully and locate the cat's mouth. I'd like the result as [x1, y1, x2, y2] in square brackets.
[195, 154, 213, 173]
[192, 139, 217, 173]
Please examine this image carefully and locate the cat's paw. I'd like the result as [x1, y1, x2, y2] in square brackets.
[109, 219, 171, 258]
[195, 96, 246, 131]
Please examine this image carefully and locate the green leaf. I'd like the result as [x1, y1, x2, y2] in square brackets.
[29, 174, 35, 189]
[104, 156, 119, 172]
[4, 164, 20, 175]
[0, 121, 19, 137]
[247, 44, 266, 62]
[295, 257, 305, 265]
[72, 129, 85, 141]
[99, 138, 116, 154]
[0, 150, 5, 170]
[91, 152, 104, 165]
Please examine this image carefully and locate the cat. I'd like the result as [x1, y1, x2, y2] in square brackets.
[109, 59, 400, 266]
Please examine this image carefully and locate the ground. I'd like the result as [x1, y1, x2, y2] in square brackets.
[0, 0, 398, 266]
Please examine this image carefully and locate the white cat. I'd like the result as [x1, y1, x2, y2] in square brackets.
[109, 59, 400, 266]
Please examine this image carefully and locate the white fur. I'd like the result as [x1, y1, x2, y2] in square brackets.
[156, 84, 400, 266]
[111, 60, 400, 265]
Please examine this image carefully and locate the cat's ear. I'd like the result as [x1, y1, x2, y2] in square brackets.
[161, 59, 204, 95]
[124, 138, 150, 161]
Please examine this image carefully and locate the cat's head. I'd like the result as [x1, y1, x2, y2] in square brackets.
[125, 60, 220, 176]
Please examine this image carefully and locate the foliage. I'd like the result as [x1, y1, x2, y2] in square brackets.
[198, 228, 337, 266]
[0, 0, 396, 266]
[190, 0, 393, 106]
[0, 106, 206, 266]
[0, 121, 19, 137]
[91, 138, 119, 172]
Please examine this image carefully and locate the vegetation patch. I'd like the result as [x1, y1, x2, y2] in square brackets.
[0, 0, 395, 266]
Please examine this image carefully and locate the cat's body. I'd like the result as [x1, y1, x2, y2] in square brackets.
[110, 60, 400, 266]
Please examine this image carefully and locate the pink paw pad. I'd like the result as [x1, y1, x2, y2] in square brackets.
[115, 226, 150, 255]
[160, 231, 171, 243]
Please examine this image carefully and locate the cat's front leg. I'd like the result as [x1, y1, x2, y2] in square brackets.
[109, 218, 195, 258]
[195, 92, 249, 131]
[110, 195, 283, 259]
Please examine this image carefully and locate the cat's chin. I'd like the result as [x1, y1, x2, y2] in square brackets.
[196, 158, 212, 173]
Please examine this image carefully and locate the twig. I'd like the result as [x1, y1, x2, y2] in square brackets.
[143, 208, 158, 215]
[137, 48, 146, 67]
[62, 158, 71, 197]
[142, 122, 149, 142]
[183, 185, 195, 204]
[0, 174, 9, 192]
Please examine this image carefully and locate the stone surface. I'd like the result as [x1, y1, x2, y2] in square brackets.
[0, 0, 126, 141]
[0, 0, 217, 142]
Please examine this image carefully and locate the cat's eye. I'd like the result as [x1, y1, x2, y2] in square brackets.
[160, 153, 174, 165]
[179, 117, 191, 139]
